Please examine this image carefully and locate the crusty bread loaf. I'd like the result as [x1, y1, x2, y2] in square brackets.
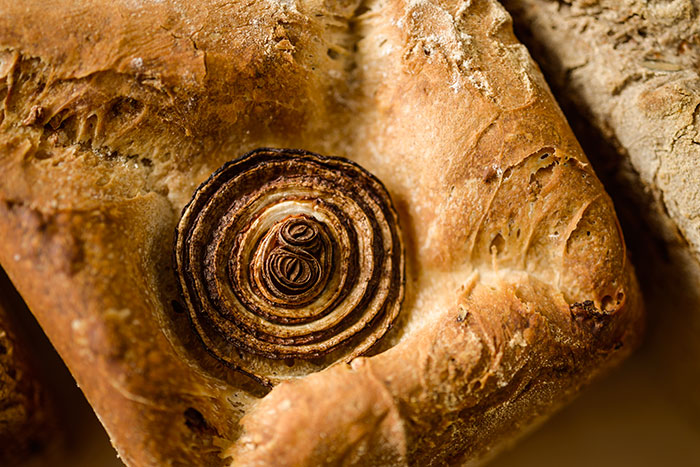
[0, 0, 643, 465]
[502, 0, 700, 417]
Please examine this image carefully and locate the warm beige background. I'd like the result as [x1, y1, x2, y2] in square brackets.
[493, 352, 700, 466]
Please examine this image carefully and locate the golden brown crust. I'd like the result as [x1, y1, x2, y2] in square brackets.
[0, 0, 643, 465]
[232, 270, 643, 466]
[501, 0, 700, 416]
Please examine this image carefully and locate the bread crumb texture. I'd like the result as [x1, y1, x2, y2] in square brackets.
[0, 0, 643, 465]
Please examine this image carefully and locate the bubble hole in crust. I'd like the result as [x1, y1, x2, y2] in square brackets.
[174, 148, 405, 385]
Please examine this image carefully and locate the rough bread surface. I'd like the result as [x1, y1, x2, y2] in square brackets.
[502, 0, 700, 258]
[0, 0, 643, 465]
[502, 0, 700, 415]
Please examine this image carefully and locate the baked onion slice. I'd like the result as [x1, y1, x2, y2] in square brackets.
[174, 148, 405, 384]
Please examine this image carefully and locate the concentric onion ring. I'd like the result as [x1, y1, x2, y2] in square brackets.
[174, 148, 405, 384]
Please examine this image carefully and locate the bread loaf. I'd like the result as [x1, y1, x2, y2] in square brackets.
[0, 268, 55, 465]
[502, 0, 700, 416]
[0, 0, 643, 464]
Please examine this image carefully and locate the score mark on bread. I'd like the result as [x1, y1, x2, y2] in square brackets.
[174, 148, 404, 385]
